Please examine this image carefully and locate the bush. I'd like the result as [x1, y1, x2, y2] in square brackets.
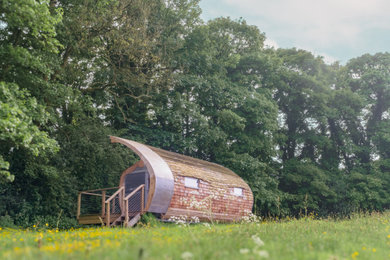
[138, 213, 161, 227]
[0, 215, 16, 228]
[29, 215, 80, 230]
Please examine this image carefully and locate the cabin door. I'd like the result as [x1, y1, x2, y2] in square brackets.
[124, 167, 149, 214]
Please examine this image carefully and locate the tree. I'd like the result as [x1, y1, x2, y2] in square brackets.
[272, 49, 339, 215]
[150, 17, 282, 215]
[345, 53, 390, 165]
[0, 0, 62, 182]
[0, 83, 58, 182]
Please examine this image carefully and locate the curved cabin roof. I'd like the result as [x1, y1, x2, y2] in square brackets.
[110, 136, 174, 214]
[149, 146, 249, 189]
[110, 136, 251, 213]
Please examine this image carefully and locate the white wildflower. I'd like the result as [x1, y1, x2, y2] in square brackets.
[189, 198, 209, 210]
[202, 223, 211, 228]
[253, 249, 269, 258]
[239, 248, 250, 254]
[241, 210, 261, 223]
[251, 235, 265, 247]
[190, 216, 200, 223]
[168, 215, 188, 226]
[181, 251, 193, 260]
[179, 197, 189, 205]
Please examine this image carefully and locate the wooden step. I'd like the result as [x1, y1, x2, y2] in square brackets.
[111, 215, 126, 227]
[127, 213, 141, 227]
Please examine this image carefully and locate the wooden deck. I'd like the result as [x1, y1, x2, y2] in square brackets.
[77, 212, 141, 225]
[77, 185, 145, 227]
[78, 214, 121, 225]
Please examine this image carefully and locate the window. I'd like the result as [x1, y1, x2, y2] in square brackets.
[233, 187, 243, 196]
[184, 177, 199, 189]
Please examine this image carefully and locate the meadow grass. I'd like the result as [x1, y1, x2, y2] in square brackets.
[1, 211, 389, 260]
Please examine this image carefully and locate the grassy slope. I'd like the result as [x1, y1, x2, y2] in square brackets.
[1, 212, 389, 260]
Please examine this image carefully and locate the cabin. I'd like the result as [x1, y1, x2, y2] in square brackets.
[77, 136, 253, 227]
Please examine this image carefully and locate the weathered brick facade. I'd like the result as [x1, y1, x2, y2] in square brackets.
[164, 175, 253, 222]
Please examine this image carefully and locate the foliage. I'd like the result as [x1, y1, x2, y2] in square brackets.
[0, 0, 62, 182]
[0, 215, 15, 228]
[139, 213, 162, 227]
[0, 81, 59, 183]
[1, 0, 390, 224]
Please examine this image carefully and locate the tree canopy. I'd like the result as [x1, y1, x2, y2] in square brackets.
[1, 0, 389, 226]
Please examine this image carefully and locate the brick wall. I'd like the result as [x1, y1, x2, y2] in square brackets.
[167, 175, 253, 221]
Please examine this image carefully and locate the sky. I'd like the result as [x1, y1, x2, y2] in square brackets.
[199, 0, 390, 64]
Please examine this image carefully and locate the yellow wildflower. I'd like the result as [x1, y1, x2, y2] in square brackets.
[351, 251, 359, 259]
[372, 248, 376, 253]
[362, 246, 366, 250]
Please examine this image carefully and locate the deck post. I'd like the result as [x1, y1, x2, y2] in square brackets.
[125, 199, 129, 227]
[101, 191, 106, 217]
[77, 192, 81, 219]
[121, 187, 125, 215]
[141, 186, 144, 213]
[106, 202, 110, 227]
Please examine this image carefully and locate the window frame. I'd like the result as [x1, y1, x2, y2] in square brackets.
[233, 187, 243, 197]
[184, 176, 199, 189]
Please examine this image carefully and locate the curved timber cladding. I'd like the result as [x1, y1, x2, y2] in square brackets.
[110, 136, 253, 222]
[110, 136, 174, 213]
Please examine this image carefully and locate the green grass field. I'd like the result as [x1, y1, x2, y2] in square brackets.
[1, 212, 390, 260]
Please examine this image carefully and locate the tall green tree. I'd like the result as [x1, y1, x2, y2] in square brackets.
[273, 49, 337, 215]
[146, 17, 283, 215]
[334, 53, 390, 211]
[0, 0, 61, 182]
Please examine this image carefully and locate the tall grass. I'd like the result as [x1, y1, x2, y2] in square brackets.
[1, 211, 389, 259]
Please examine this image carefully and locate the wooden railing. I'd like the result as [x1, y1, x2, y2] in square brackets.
[77, 185, 145, 227]
[105, 186, 124, 226]
[77, 187, 120, 220]
[124, 184, 145, 227]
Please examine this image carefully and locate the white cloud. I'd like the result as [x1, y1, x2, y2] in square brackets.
[264, 37, 279, 49]
[307, 49, 338, 65]
[265, 38, 338, 64]
[222, 0, 390, 50]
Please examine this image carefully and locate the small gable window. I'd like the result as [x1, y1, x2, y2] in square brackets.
[233, 187, 243, 196]
[184, 177, 199, 189]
